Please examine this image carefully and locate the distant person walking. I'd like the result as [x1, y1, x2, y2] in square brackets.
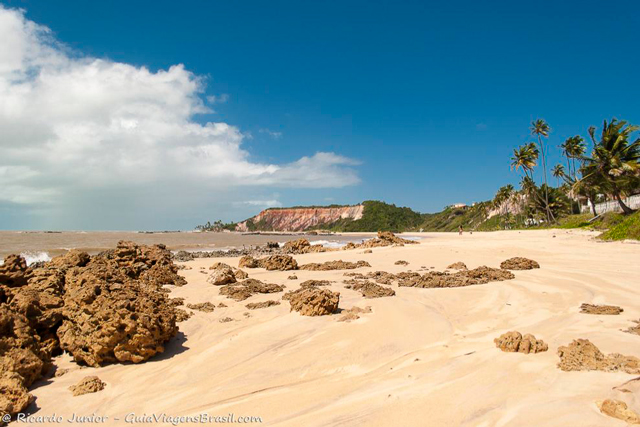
[458, 226, 463, 235]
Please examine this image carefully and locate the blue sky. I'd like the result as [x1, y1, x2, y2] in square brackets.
[1, 0, 639, 229]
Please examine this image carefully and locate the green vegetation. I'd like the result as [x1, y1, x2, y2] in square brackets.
[319, 200, 423, 232]
[598, 212, 640, 240]
[195, 220, 236, 232]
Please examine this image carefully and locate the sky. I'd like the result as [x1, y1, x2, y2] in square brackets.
[1, 0, 639, 230]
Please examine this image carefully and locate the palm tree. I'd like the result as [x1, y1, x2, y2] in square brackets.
[511, 142, 539, 179]
[552, 164, 565, 187]
[581, 119, 640, 214]
[531, 119, 554, 222]
[560, 136, 586, 180]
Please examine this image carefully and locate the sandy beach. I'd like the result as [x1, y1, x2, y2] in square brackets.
[24, 230, 640, 426]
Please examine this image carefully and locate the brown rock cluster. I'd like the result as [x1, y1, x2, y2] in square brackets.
[239, 255, 298, 271]
[500, 257, 540, 270]
[598, 377, 640, 424]
[299, 280, 332, 288]
[398, 266, 514, 289]
[282, 239, 328, 254]
[284, 288, 340, 316]
[344, 281, 396, 298]
[299, 260, 371, 271]
[557, 339, 640, 374]
[69, 376, 106, 397]
[343, 232, 418, 250]
[0, 241, 183, 420]
[186, 302, 216, 313]
[245, 300, 281, 310]
[494, 331, 548, 354]
[219, 279, 285, 301]
[447, 262, 468, 270]
[395, 260, 409, 266]
[599, 400, 640, 425]
[580, 303, 623, 315]
[206, 262, 248, 286]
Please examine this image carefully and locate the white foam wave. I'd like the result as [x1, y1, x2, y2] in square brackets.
[21, 251, 52, 266]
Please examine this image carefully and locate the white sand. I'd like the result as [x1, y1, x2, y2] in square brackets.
[28, 230, 640, 426]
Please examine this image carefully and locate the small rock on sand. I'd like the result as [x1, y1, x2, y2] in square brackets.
[395, 260, 409, 265]
[245, 300, 281, 310]
[285, 288, 340, 316]
[494, 331, 548, 354]
[447, 262, 468, 270]
[557, 339, 640, 373]
[69, 376, 106, 396]
[599, 399, 640, 424]
[500, 257, 540, 270]
[186, 302, 216, 313]
[580, 303, 623, 315]
[338, 306, 372, 322]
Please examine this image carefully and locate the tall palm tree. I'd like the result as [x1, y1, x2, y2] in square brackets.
[552, 164, 565, 187]
[511, 142, 539, 179]
[531, 119, 554, 222]
[581, 119, 640, 214]
[560, 136, 586, 180]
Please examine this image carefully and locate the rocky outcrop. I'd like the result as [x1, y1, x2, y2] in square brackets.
[245, 300, 281, 310]
[235, 205, 364, 232]
[282, 239, 327, 254]
[0, 241, 184, 419]
[580, 303, 623, 315]
[494, 331, 548, 354]
[398, 266, 514, 288]
[206, 263, 247, 286]
[299, 280, 332, 288]
[345, 271, 396, 285]
[599, 400, 640, 424]
[69, 376, 106, 397]
[500, 257, 540, 270]
[186, 302, 216, 313]
[299, 260, 370, 271]
[345, 281, 395, 298]
[557, 339, 640, 373]
[344, 232, 418, 250]
[285, 288, 340, 316]
[219, 279, 285, 301]
[239, 255, 298, 271]
[447, 262, 468, 270]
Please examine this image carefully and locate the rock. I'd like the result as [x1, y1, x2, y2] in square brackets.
[500, 257, 540, 270]
[282, 239, 326, 254]
[219, 317, 234, 323]
[234, 269, 249, 280]
[626, 320, 640, 336]
[345, 232, 418, 250]
[557, 339, 640, 373]
[398, 266, 514, 288]
[337, 306, 372, 322]
[599, 400, 640, 424]
[287, 275, 298, 280]
[0, 254, 29, 289]
[54, 368, 69, 377]
[447, 262, 468, 270]
[206, 267, 237, 286]
[0, 371, 32, 420]
[209, 262, 232, 270]
[219, 279, 284, 301]
[395, 260, 409, 265]
[363, 250, 373, 254]
[175, 309, 193, 322]
[186, 302, 216, 313]
[494, 331, 548, 354]
[245, 300, 281, 310]
[285, 288, 340, 316]
[259, 255, 298, 271]
[299, 280, 332, 288]
[344, 281, 396, 298]
[580, 303, 623, 315]
[238, 256, 259, 269]
[69, 376, 106, 396]
[218, 303, 227, 308]
[173, 251, 194, 262]
[299, 260, 371, 271]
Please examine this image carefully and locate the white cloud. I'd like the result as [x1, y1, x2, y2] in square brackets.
[207, 93, 229, 104]
[0, 6, 359, 218]
[259, 128, 283, 139]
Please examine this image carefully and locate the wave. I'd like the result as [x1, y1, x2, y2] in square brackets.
[21, 251, 52, 266]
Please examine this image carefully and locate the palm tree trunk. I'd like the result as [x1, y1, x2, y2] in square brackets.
[538, 136, 552, 223]
[589, 196, 597, 216]
[613, 192, 634, 215]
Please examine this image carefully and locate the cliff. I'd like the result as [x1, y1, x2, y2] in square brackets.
[236, 205, 365, 232]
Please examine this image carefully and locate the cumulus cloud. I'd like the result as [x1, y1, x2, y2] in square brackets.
[0, 6, 359, 225]
[207, 93, 229, 104]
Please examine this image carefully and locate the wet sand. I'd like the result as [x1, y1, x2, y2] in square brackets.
[27, 229, 640, 426]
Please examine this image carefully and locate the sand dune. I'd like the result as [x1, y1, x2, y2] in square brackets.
[28, 230, 640, 426]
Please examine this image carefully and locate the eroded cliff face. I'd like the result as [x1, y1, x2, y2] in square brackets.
[236, 205, 364, 232]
